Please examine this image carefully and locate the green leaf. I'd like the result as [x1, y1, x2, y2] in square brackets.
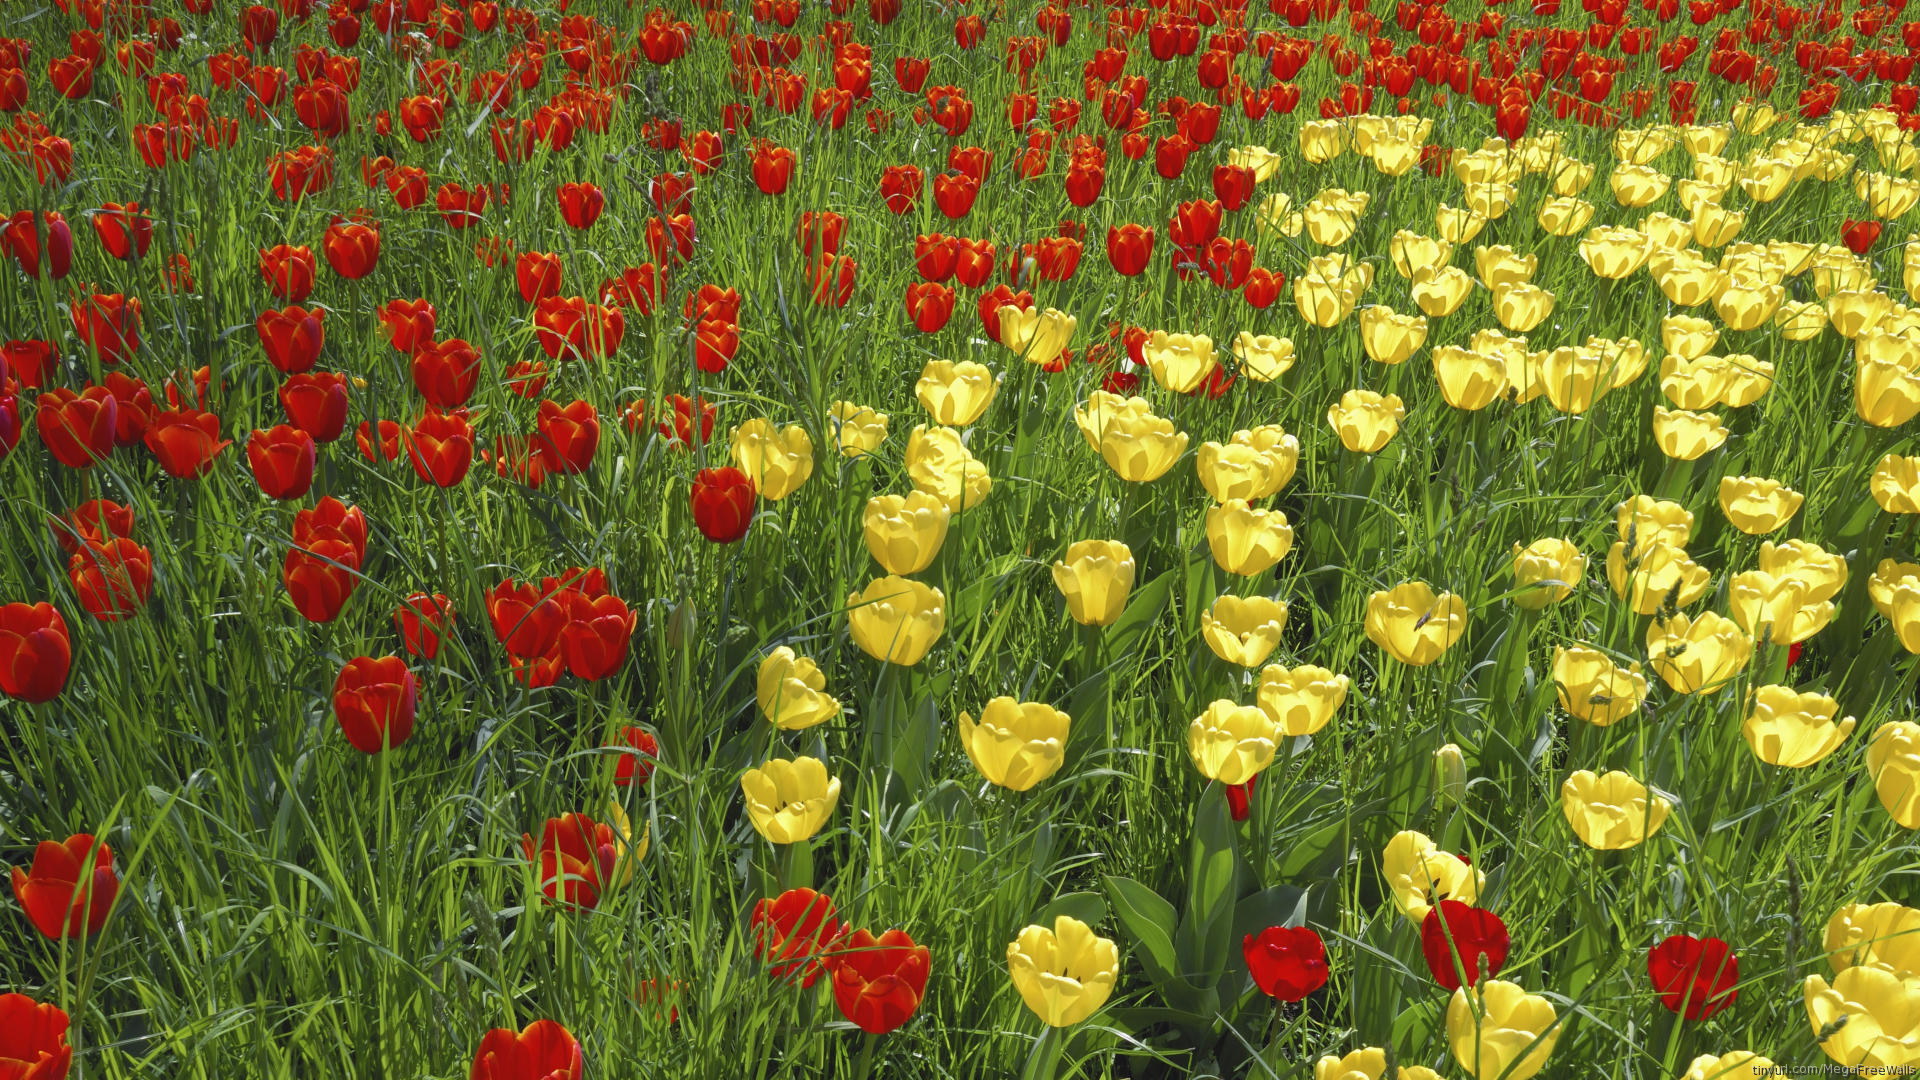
[1103, 874, 1189, 995]
[1036, 890, 1107, 929]
[1176, 785, 1240, 990]
[1106, 569, 1174, 661]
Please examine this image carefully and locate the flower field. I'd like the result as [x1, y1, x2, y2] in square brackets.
[5, 0, 1920, 1075]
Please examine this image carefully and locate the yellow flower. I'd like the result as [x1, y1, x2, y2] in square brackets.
[1660, 354, 1733, 409]
[1777, 299, 1829, 340]
[1464, 181, 1517, 220]
[1435, 202, 1488, 244]
[1551, 645, 1647, 726]
[1762, 539, 1847, 602]
[730, 418, 815, 500]
[1432, 346, 1508, 410]
[1743, 684, 1855, 767]
[1052, 540, 1135, 627]
[1803, 963, 1920, 1066]
[1298, 120, 1348, 163]
[756, 646, 841, 731]
[1389, 230, 1452, 279]
[846, 576, 946, 666]
[1474, 245, 1537, 289]
[1327, 389, 1405, 453]
[1859, 169, 1920, 218]
[828, 400, 887, 458]
[1382, 830, 1483, 923]
[1662, 314, 1720, 359]
[1196, 429, 1297, 502]
[1681, 1054, 1776, 1080]
[1186, 699, 1281, 784]
[602, 798, 645, 882]
[1691, 201, 1745, 247]
[1714, 277, 1784, 330]
[1655, 252, 1727, 306]
[1537, 195, 1595, 236]
[1200, 595, 1287, 668]
[1302, 188, 1368, 246]
[1537, 345, 1612, 414]
[958, 698, 1070, 791]
[1826, 902, 1920, 978]
[1728, 571, 1831, 646]
[1642, 210, 1698, 251]
[1829, 288, 1893, 340]
[905, 424, 991, 512]
[1205, 500, 1294, 577]
[1446, 980, 1561, 1080]
[1256, 663, 1349, 736]
[1098, 408, 1188, 483]
[1359, 305, 1428, 366]
[1737, 156, 1796, 202]
[1607, 542, 1712, 614]
[1614, 124, 1676, 163]
[1872, 454, 1920, 513]
[1314, 1047, 1445, 1080]
[1651, 407, 1729, 460]
[1295, 270, 1359, 327]
[1608, 163, 1670, 207]
[1228, 144, 1283, 182]
[1365, 582, 1467, 666]
[740, 756, 840, 845]
[862, 491, 951, 575]
[914, 359, 999, 426]
[1579, 226, 1653, 278]
[1732, 99, 1780, 134]
[1680, 122, 1732, 156]
[998, 305, 1076, 367]
[1647, 612, 1753, 694]
[1007, 916, 1120, 1027]
[1231, 332, 1296, 382]
[1493, 283, 1554, 332]
[1718, 476, 1803, 534]
[1411, 265, 1474, 317]
[1233, 426, 1300, 493]
[1561, 769, 1671, 849]
[1511, 539, 1584, 608]
[1858, 354, 1920, 429]
[1143, 330, 1219, 394]
[1618, 494, 1695, 551]
[1868, 721, 1920, 829]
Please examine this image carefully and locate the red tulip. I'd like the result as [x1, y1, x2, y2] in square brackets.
[50, 501, 135, 557]
[1421, 900, 1510, 991]
[362, 422, 405, 464]
[3, 211, 73, 279]
[1212, 164, 1257, 211]
[611, 725, 658, 787]
[637, 394, 717, 448]
[521, 813, 619, 909]
[797, 211, 846, 256]
[436, 182, 489, 227]
[806, 252, 858, 306]
[260, 244, 317, 302]
[4, 340, 58, 389]
[486, 579, 568, 659]
[516, 251, 563, 303]
[36, 386, 118, 468]
[1106, 224, 1155, 277]
[829, 928, 931, 1034]
[693, 319, 739, 373]
[392, 593, 455, 661]
[100, 373, 153, 447]
[280, 371, 350, 442]
[953, 237, 996, 287]
[410, 338, 482, 409]
[334, 656, 418, 754]
[752, 888, 845, 987]
[379, 298, 438, 352]
[247, 425, 317, 500]
[257, 305, 326, 374]
[285, 497, 367, 623]
[1225, 774, 1256, 821]
[557, 182, 605, 229]
[92, 202, 153, 260]
[914, 233, 957, 282]
[752, 141, 795, 195]
[878, 163, 924, 214]
[0, 392, 20, 464]
[691, 467, 755, 542]
[535, 400, 600, 474]
[1243, 925, 1329, 1001]
[0, 603, 72, 703]
[68, 537, 153, 622]
[1647, 934, 1739, 1020]
[10, 834, 116, 940]
[932, 172, 979, 219]
[1842, 218, 1883, 255]
[561, 592, 633, 680]
[533, 297, 624, 361]
[406, 409, 474, 487]
[503, 363, 550, 400]
[70, 291, 141, 363]
[1063, 160, 1105, 207]
[323, 220, 381, 279]
[144, 408, 229, 479]
[0, 993, 74, 1080]
[470, 1019, 583, 1080]
[1243, 267, 1283, 310]
[976, 284, 1033, 340]
[904, 282, 956, 333]
[684, 285, 743, 325]
[600, 265, 662, 315]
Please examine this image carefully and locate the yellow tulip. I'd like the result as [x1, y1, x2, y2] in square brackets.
[1826, 902, 1920, 978]
[1691, 202, 1745, 247]
[905, 424, 991, 512]
[1859, 170, 1920, 218]
[1097, 407, 1188, 483]
[1592, 335, 1651, 388]
[1143, 330, 1218, 394]
[998, 305, 1076, 367]
[1718, 476, 1802, 534]
[1383, 830, 1483, 923]
[862, 491, 951, 575]
[1858, 356, 1920, 428]
[1732, 100, 1780, 134]
[1231, 332, 1296, 382]
[1549, 157, 1595, 196]
[1743, 684, 1855, 767]
[1464, 181, 1517, 220]
[1200, 595, 1287, 668]
[1872, 453, 1920, 513]
[1736, 156, 1796, 202]
[1474, 245, 1537, 289]
[1682, 1054, 1775, 1080]
[1829, 288, 1893, 340]
[741, 756, 840, 844]
[1186, 699, 1281, 784]
[1537, 195, 1594, 237]
[1227, 144, 1283, 182]
[1511, 539, 1584, 608]
[846, 575, 946, 666]
[1551, 645, 1647, 726]
[1432, 345, 1508, 411]
[1614, 124, 1676, 163]
[1652, 407, 1729, 461]
[1642, 210, 1699, 252]
[1609, 163, 1670, 207]
[1389, 230, 1452, 279]
[1715, 277, 1783, 330]
[1302, 188, 1368, 246]
[1561, 769, 1671, 849]
[1298, 120, 1348, 163]
[1257, 663, 1349, 736]
[1655, 252, 1727, 306]
[1539, 345, 1611, 414]
[1447, 980, 1561, 1080]
[1206, 500, 1294, 576]
[1579, 226, 1653, 278]
[1052, 540, 1135, 627]
[730, 418, 815, 500]
[828, 400, 887, 458]
[1314, 1048, 1445, 1080]
[1327, 389, 1405, 453]
[1236, 424, 1301, 493]
[1295, 273, 1358, 328]
[756, 646, 841, 731]
[602, 798, 645, 881]
[1607, 542, 1712, 614]
[1618, 494, 1695, 551]
[914, 359, 999, 426]
[1871, 559, 1920, 626]
[1868, 721, 1920, 830]
[1648, 611, 1752, 694]
[1411, 265, 1474, 318]
[1365, 582, 1467, 666]
[1255, 191, 1305, 238]
[1359, 305, 1428, 365]
[1760, 538, 1847, 599]
[1803, 963, 1920, 1066]
[1435, 202, 1489, 244]
[1660, 314, 1719, 360]
[1681, 123, 1732, 157]
[958, 698, 1069, 791]
[1007, 916, 1120, 1027]
[1493, 283, 1554, 332]
[1777, 299, 1829, 340]
[1660, 354, 1734, 409]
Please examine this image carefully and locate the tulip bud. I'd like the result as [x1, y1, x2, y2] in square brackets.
[1434, 743, 1466, 807]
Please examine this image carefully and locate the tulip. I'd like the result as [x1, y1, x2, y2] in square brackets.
[1383, 831, 1483, 923]
[393, 593, 454, 661]
[1562, 769, 1670, 849]
[1617, 494, 1693, 551]
[68, 539, 154, 622]
[914, 360, 998, 426]
[741, 756, 840, 844]
[1510, 539, 1584, 609]
[1826, 902, 1920, 978]
[1196, 435, 1296, 503]
[904, 425, 990, 511]
[756, 647, 840, 731]
[556, 181, 604, 229]
[1250, 663, 1347, 735]
[1803, 963, 1920, 1066]
[730, 419, 813, 501]
[1867, 721, 1920, 829]
[281, 372, 351, 443]
[322, 220, 380, 279]
[332, 655, 417, 753]
[847, 576, 944, 666]
[862, 492, 949, 575]
[10, 833, 117, 940]
[1729, 570, 1832, 647]
[998, 305, 1076, 368]
[1052, 540, 1134, 627]
[1142, 331, 1218, 394]
[1874, 455, 1920, 514]
[1231, 332, 1295, 382]
[1327, 390, 1405, 453]
[1648, 935, 1739, 1021]
[1423, 900, 1509, 991]
[1550, 646, 1647, 726]
[1680, 1054, 1774, 1080]
[1105, 224, 1153, 277]
[405, 409, 473, 488]
[1715, 277, 1782, 330]
[1717, 476, 1802, 534]
[377, 298, 437, 353]
[1365, 583, 1467, 666]
[1206, 501, 1293, 577]
[1006, 916, 1119, 1027]
[0, 603, 73, 704]
[1359, 306, 1428, 366]
[1245, 926, 1328, 1003]
[1742, 685, 1856, 769]
[470, 1019, 583, 1080]
[1447, 980, 1560, 1080]
[257, 304, 326, 374]
[0, 993, 73, 1080]
[1094, 405, 1188, 483]
[958, 698, 1069, 791]
[560, 592, 633, 681]
[245, 426, 316, 499]
[1492, 283, 1554, 333]
[144, 408, 230, 479]
[1647, 612, 1752, 694]
[1199, 594, 1286, 668]
[753, 888, 845, 988]
[1186, 699, 1281, 784]
[828, 401, 887, 458]
[1314, 1047, 1443, 1080]
[1651, 406, 1729, 461]
[36, 386, 119, 469]
[828, 928, 930, 1034]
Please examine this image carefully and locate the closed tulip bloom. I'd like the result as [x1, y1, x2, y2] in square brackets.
[1006, 915, 1119, 1027]
[1662, 315, 1720, 360]
[958, 697, 1069, 791]
[334, 655, 417, 753]
[1187, 699, 1281, 784]
[1648, 612, 1752, 694]
[998, 305, 1076, 367]
[1383, 831, 1483, 923]
[1256, 664, 1349, 736]
[0, 993, 74, 1080]
[10, 833, 117, 939]
[1510, 539, 1584, 608]
[1607, 542, 1712, 614]
[37, 386, 119, 469]
[1433, 346, 1508, 411]
[1206, 501, 1294, 577]
[1328, 389, 1405, 453]
[1873, 455, 1920, 514]
[1551, 646, 1647, 726]
[829, 401, 887, 457]
[1474, 246, 1537, 289]
[1718, 476, 1802, 534]
[470, 1019, 584, 1080]
[914, 360, 998, 425]
[1829, 289, 1892, 340]
[1052, 540, 1134, 627]
[1232, 332, 1296, 382]
[1359, 305, 1428, 365]
[1867, 722, 1920, 830]
[1196, 441, 1279, 503]
[741, 756, 841, 844]
[1246, 927, 1330, 1004]
[1579, 226, 1653, 279]
[257, 304, 326, 374]
[1562, 769, 1671, 849]
[1858, 355, 1920, 427]
[145, 408, 230, 479]
[1651, 407, 1729, 461]
[1446, 980, 1560, 1080]
[1493, 283, 1554, 332]
[1200, 595, 1287, 668]
[1803, 963, 1920, 1066]
[1826, 902, 1920, 977]
[1410, 265, 1474, 318]
[1743, 685, 1855, 768]
[905, 424, 991, 511]
[863, 492, 950, 575]
[756, 646, 840, 731]
[1681, 1054, 1775, 1080]
[1315, 1047, 1444, 1080]
[730, 418, 814, 500]
[247, 425, 316, 499]
[1143, 331, 1218, 393]
[1366, 583, 1467, 666]
[1388, 230, 1452, 279]
[829, 928, 931, 1034]
[1729, 572, 1831, 646]
[1715, 277, 1782, 330]
[1618, 495, 1694, 552]
[68, 539, 154, 622]
[847, 576, 944, 666]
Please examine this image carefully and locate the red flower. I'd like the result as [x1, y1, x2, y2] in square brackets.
[521, 813, 619, 909]
[36, 386, 119, 468]
[1421, 900, 1510, 991]
[1647, 934, 1739, 1020]
[753, 142, 796, 197]
[144, 408, 230, 479]
[1225, 774, 1256, 821]
[611, 725, 658, 787]
[412, 338, 482, 409]
[260, 244, 318, 302]
[932, 172, 979, 219]
[1243, 925, 1329, 1002]
[322, 220, 380, 280]
[914, 234, 956, 282]
[1106, 224, 1154, 276]
[516, 251, 563, 304]
[334, 655, 418, 754]
[11, 833, 117, 942]
[1211, 164, 1257, 211]
[1842, 218, 1883, 255]
[70, 291, 142, 363]
[561, 591, 634, 681]
[280, 371, 351, 443]
[247, 426, 317, 500]
[976, 284, 1033, 340]
[556, 182, 605, 229]
[379, 298, 438, 352]
[829, 928, 931, 1033]
[486, 579, 568, 659]
[797, 211, 846, 256]
[284, 497, 367, 623]
[535, 400, 600, 474]
[406, 409, 474, 487]
[691, 468, 756, 542]
[436, 182, 489, 228]
[4, 340, 58, 389]
[0, 603, 72, 703]
[68, 536, 153, 623]
[257, 305, 326, 375]
[469, 1019, 583, 1080]
[393, 593, 455, 661]
[92, 202, 153, 260]
[878, 164, 924, 214]
[904, 282, 956, 333]
[806, 252, 858, 306]
[637, 395, 717, 448]
[3, 211, 73, 279]
[752, 888, 845, 987]
[533, 297, 624, 361]
[0, 993, 73, 1080]
[601, 265, 662, 315]
[693, 319, 740, 372]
